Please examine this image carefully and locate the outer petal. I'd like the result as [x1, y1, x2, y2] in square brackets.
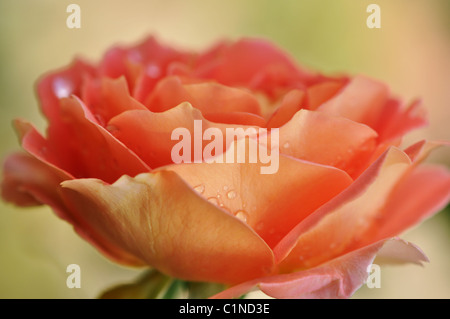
[36, 58, 96, 122]
[212, 238, 422, 299]
[359, 164, 450, 244]
[375, 99, 427, 143]
[60, 170, 275, 284]
[275, 147, 412, 271]
[20, 97, 150, 182]
[160, 141, 353, 248]
[1, 152, 70, 207]
[1, 152, 144, 266]
[275, 144, 449, 273]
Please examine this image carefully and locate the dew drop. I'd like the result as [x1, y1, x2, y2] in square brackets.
[223, 185, 229, 191]
[226, 190, 236, 199]
[283, 142, 290, 149]
[234, 210, 248, 223]
[207, 197, 219, 205]
[53, 77, 73, 98]
[194, 184, 205, 194]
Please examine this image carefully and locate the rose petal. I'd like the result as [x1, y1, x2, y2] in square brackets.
[145, 76, 261, 116]
[204, 112, 266, 127]
[266, 89, 304, 128]
[81, 76, 147, 126]
[1, 152, 70, 207]
[277, 109, 378, 177]
[108, 102, 257, 168]
[376, 99, 427, 142]
[317, 75, 389, 128]
[160, 141, 352, 248]
[37, 58, 96, 122]
[15, 97, 150, 183]
[306, 80, 347, 110]
[1, 152, 143, 266]
[213, 238, 415, 299]
[275, 147, 412, 271]
[194, 38, 314, 97]
[375, 238, 429, 265]
[361, 164, 450, 244]
[60, 170, 275, 284]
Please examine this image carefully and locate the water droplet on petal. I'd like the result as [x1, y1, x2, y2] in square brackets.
[283, 142, 290, 149]
[194, 184, 205, 194]
[226, 190, 236, 199]
[223, 185, 229, 191]
[53, 77, 73, 98]
[207, 197, 219, 206]
[235, 210, 248, 223]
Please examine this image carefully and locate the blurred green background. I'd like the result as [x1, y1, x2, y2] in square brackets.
[0, 0, 449, 298]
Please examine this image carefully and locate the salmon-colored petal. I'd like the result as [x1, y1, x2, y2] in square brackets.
[266, 89, 304, 128]
[194, 38, 314, 97]
[60, 170, 275, 284]
[376, 99, 427, 142]
[145, 76, 261, 116]
[213, 238, 418, 299]
[204, 112, 266, 127]
[317, 75, 389, 128]
[143, 76, 191, 111]
[108, 102, 257, 168]
[1, 152, 143, 266]
[275, 147, 412, 271]
[183, 82, 261, 115]
[360, 164, 450, 244]
[18, 97, 149, 182]
[403, 140, 449, 163]
[160, 142, 352, 248]
[1, 152, 69, 207]
[278, 110, 378, 177]
[36, 59, 96, 122]
[81, 76, 147, 126]
[306, 80, 347, 110]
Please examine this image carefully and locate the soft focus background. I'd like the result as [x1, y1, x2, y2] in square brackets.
[0, 0, 449, 298]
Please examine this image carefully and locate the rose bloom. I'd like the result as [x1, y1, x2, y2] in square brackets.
[2, 36, 450, 299]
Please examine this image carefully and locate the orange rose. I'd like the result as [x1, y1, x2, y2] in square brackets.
[2, 36, 449, 298]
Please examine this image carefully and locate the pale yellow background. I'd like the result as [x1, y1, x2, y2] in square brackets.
[0, 0, 449, 298]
